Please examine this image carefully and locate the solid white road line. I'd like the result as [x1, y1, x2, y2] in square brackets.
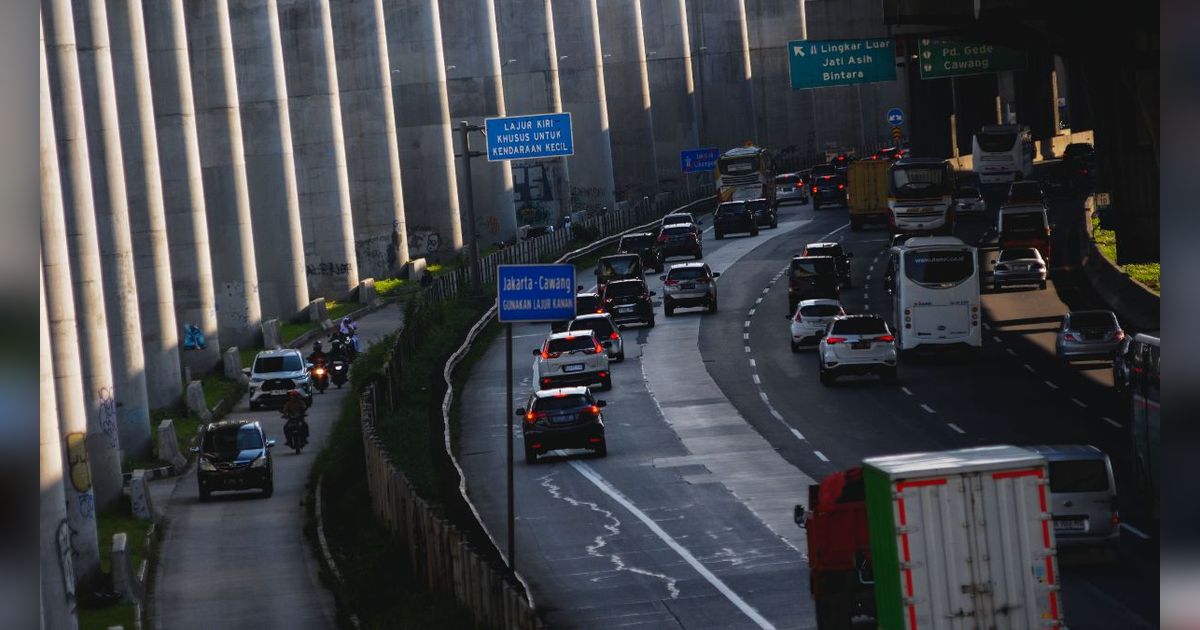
[790, 428, 805, 441]
[900, 386, 913, 396]
[920, 403, 936, 414]
[1120, 522, 1152, 540]
[1103, 416, 1122, 428]
[1072, 398, 1087, 408]
[569, 461, 777, 629]
[813, 451, 830, 462]
[947, 423, 967, 434]
[1044, 380, 1059, 389]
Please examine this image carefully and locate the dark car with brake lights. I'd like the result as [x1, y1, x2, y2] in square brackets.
[551, 289, 604, 333]
[657, 223, 703, 261]
[601, 278, 656, 327]
[802, 242, 853, 288]
[787, 255, 840, 314]
[713, 201, 759, 239]
[516, 387, 608, 464]
[193, 419, 275, 501]
[617, 232, 663, 272]
[747, 197, 778, 229]
[810, 164, 846, 210]
[594, 253, 644, 294]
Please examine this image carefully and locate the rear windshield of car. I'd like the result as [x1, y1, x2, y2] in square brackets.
[605, 282, 644, 297]
[1002, 211, 1047, 233]
[1009, 183, 1041, 197]
[667, 267, 707, 281]
[975, 131, 1016, 152]
[621, 235, 654, 249]
[776, 175, 799, 185]
[202, 424, 263, 454]
[791, 258, 835, 278]
[716, 203, 747, 217]
[1069, 312, 1118, 329]
[662, 214, 692, 225]
[1049, 460, 1109, 493]
[830, 318, 888, 335]
[1064, 144, 1093, 157]
[746, 199, 769, 211]
[663, 226, 692, 236]
[1000, 248, 1040, 261]
[598, 257, 640, 277]
[576, 295, 600, 313]
[801, 304, 842, 317]
[957, 187, 979, 197]
[903, 249, 974, 285]
[547, 335, 596, 354]
[533, 394, 591, 412]
[254, 354, 302, 373]
[811, 165, 836, 177]
[568, 317, 613, 337]
[805, 245, 842, 257]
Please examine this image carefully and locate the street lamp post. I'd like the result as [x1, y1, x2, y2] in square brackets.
[456, 121, 485, 293]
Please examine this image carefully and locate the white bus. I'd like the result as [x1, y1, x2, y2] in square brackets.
[885, 236, 982, 352]
[716, 145, 776, 207]
[972, 124, 1034, 185]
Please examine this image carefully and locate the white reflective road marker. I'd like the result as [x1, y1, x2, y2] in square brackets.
[1024, 364, 1036, 372]
[920, 403, 936, 414]
[947, 423, 966, 434]
[813, 451, 830, 462]
[770, 409, 783, 421]
[1120, 523, 1152, 540]
[1103, 416, 1122, 428]
[752, 374, 761, 385]
[744, 320, 751, 328]
[1044, 380, 1059, 390]
[744, 346, 751, 353]
[790, 428, 805, 441]
[1006, 348, 1017, 356]
[1072, 398, 1087, 408]
[749, 359, 756, 368]
[569, 461, 777, 630]
[900, 386, 913, 396]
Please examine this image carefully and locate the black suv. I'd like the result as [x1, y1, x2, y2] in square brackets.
[802, 242, 853, 288]
[551, 289, 604, 332]
[810, 164, 846, 210]
[515, 387, 608, 463]
[594, 253, 644, 294]
[657, 223, 703, 261]
[787, 255, 840, 314]
[617, 232, 663, 272]
[747, 198, 778, 229]
[713, 201, 759, 239]
[193, 420, 275, 501]
[601, 278, 656, 327]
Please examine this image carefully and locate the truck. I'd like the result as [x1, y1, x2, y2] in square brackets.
[795, 445, 1066, 630]
[846, 159, 890, 232]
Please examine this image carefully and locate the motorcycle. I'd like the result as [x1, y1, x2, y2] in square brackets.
[282, 411, 309, 454]
[310, 362, 329, 393]
[330, 335, 357, 363]
[329, 359, 348, 389]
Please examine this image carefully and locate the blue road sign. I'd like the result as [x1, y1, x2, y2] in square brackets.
[887, 108, 904, 127]
[498, 264, 577, 323]
[680, 147, 720, 174]
[485, 113, 574, 162]
[788, 38, 897, 90]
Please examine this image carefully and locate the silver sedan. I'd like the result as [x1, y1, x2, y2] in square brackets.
[1056, 310, 1124, 360]
[992, 247, 1047, 290]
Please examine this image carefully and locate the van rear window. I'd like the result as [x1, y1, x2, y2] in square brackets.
[791, 258, 834, 277]
[801, 304, 842, 317]
[547, 336, 596, 354]
[1049, 460, 1109, 493]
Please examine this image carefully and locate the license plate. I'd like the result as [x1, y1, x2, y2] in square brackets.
[617, 306, 634, 312]
[1015, 264, 1029, 271]
[851, 341, 871, 350]
[681, 283, 695, 290]
[1053, 519, 1086, 531]
[562, 364, 585, 373]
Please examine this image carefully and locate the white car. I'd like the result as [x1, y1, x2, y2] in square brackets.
[992, 247, 1047, 290]
[775, 172, 810, 205]
[533, 330, 612, 391]
[953, 185, 986, 215]
[245, 348, 313, 409]
[817, 315, 898, 385]
[566, 313, 624, 362]
[788, 299, 845, 352]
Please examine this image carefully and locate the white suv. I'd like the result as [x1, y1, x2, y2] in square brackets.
[533, 331, 612, 391]
[245, 348, 313, 409]
[788, 299, 845, 351]
[817, 315, 898, 385]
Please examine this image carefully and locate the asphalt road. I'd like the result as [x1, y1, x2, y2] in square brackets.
[460, 191, 1157, 629]
[153, 306, 403, 630]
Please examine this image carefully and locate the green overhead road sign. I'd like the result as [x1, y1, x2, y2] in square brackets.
[918, 39, 1025, 79]
[789, 38, 897, 90]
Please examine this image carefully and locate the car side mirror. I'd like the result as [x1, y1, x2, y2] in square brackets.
[266, 440, 276, 449]
[189, 446, 200, 453]
[242, 367, 251, 376]
[712, 272, 721, 278]
[531, 348, 541, 356]
[514, 407, 526, 416]
[597, 400, 607, 407]
[794, 504, 806, 526]
[659, 275, 666, 281]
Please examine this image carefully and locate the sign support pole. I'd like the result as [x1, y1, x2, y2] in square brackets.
[458, 121, 484, 294]
[505, 322, 514, 569]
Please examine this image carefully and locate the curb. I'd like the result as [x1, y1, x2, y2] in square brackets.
[1082, 241, 1160, 331]
[315, 474, 362, 629]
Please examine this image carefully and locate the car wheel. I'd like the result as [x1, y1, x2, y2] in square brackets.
[249, 401, 259, 411]
[715, 231, 724, 240]
[262, 479, 274, 498]
[594, 439, 608, 458]
[1040, 280, 1047, 290]
[524, 443, 538, 465]
[708, 297, 717, 313]
[601, 375, 613, 391]
[198, 486, 211, 503]
[791, 341, 799, 353]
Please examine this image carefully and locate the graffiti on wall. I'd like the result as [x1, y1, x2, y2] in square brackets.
[407, 227, 443, 258]
[570, 185, 609, 215]
[355, 224, 403, 275]
[512, 160, 562, 225]
[97, 387, 118, 447]
[305, 261, 353, 276]
[66, 432, 91, 492]
[57, 520, 77, 608]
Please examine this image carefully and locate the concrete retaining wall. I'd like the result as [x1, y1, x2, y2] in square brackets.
[1082, 240, 1160, 332]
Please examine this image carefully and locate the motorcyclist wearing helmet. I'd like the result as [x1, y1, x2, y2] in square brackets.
[339, 316, 362, 353]
[307, 341, 326, 367]
[281, 390, 309, 448]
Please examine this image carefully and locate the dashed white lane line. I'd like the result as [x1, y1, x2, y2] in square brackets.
[743, 332, 750, 340]
[1023, 364, 1036, 372]
[1120, 522, 1152, 540]
[813, 451, 830, 463]
[992, 335, 1002, 343]
[1044, 380, 1059, 390]
[1005, 348, 1017, 356]
[947, 423, 967, 434]
[864, 284, 870, 290]
[752, 374, 761, 385]
[900, 386, 913, 396]
[749, 359, 756, 368]
[982, 322, 991, 330]
[759, 392, 769, 404]
[755, 297, 763, 305]
[744, 346, 751, 353]
[744, 320, 752, 328]
[761, 287, 770, 295]
[569, 462, 777, 629]
[769, 409, 783, 421]
[748, 308, 756, 316]
[864, 304, 871, 311]
[861, 293, 869, 301]
[920, 403, 936, 414]
[1103, 416, 1122, 428]
[1071, 398, 1087, 408]
[869, 264, 874, 272]
[790, 428, 806, 441]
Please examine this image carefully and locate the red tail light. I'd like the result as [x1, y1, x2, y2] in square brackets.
[1062, 333, 1081, 342]
[1112, 330, 1126, 341]
[837, 183, 845, 190]
[1111, 510, 1120, 526]
[609, 332, 620, 340]
[1079, 168, 1088, 175]
[793, 312, 803, 322]
[586, 405, 600, 414]
[811, 186, 818, 193]
[598, 371, 607, 378]
[876, 335, 895, 343]
[525, 411, 545, 424]
[825, 336, 846, 344]
[593, 341, 604, 353]
[657, 234, 668, 243]
[688, 233, 697, 241]
[664, 279, 679, 286]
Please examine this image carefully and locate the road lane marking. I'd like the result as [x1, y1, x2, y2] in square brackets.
[1103, 416, 1122, 428]
[864, 304, 871, 311]
[761, 287, 770, 295]
[869, 264, 874, 272]
[920, 403, 936, 414]
[749, 359, 756, 368]
[790, 428, 805, 441]
[900, 386, 913, 396]
[752, 374, 761, 384]
[759, 392, 769, 403]
[813, 451, 829, 462]
[1120, 523, 1151, 540]
[744, 346, 751, 353]
[1044, 380, 1059, 389]
[569, 461, 777, 629]
[947, 423, 966, 434]
[982, 322, 990, 330]
[1005, 348, 1017, 356]
[861, 293, 869, 301]
[748, 308, 755, 316]
[744, 320, 751, 328]
[743, 333, 750, 340]
[769, 409, 783, 421]
[1071, 398, 1087, 408]
[1024, 364, 1035, 372]
[992, 336, 1002, 343]
[755, 297, 763, 305]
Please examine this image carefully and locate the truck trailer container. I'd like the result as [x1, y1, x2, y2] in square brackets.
[847, 159, 890, 231]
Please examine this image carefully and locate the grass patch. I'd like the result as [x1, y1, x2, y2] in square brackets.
[78, 603, 136, 630]
[200, 373, 237, 411]
[78, 497, 153, 630]
[280, 300, 365, 344]
[1092, 215, 1160, 293]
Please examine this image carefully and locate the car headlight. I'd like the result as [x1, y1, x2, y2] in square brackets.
[199, 457, 216, 472]
[250, 455, 268, 468]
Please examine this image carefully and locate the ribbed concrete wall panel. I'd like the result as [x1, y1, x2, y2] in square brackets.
[598, 0, 658, 203]
[642, 0, 700, 191]
[690, 0, 756, 152]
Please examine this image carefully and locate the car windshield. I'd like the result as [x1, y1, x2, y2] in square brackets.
[776, 175, 799, 185]
[1002, 211, 1047, 233]
[1065, 144, 1093, 157]
[801, 304, 842, 317]
[830, 318, 888, 335]
[957, 187, 979, 197]
[254, 354, 302, 373]
[576, 295, 600, 313]
[662, 214, 692, 225]
[806, 246, 841, 258]
[668, 267, 707, 281]
[1009, 183, 1041, 198]
[605, 282, 644, 297]
[716, 203, 746, 217]
[663, 226, 692, 236]
[903, 249, 974, 285]
[812, 165, 836, 177]
[621, 235, 654, 249]
[890, 165, 946, 194]
[1049, 460, 1109, 493]
[1000, 248, 1040, 261]
[1069, 312, 1118, 329]
[202, 425, 263, 455]
[598, 257, 640, 277]
[746, 199, 769, 212]
[791, 258, 834, 278]
[976, 131, 1017, 152]
[533, 394, 591, 412]
[547, 335, 596, 354]
[568, 317, 613, 337]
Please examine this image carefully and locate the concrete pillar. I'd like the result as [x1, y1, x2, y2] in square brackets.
[551, 0, 617, 214]
[441, 0, 519, 245]
[74, 0, 154, 459]
[109, 0, 184, 410]
[328, 0, 409, 278]
[745, 0, 813, 154]
[40, 258, 79, 630]
[185, 0, 263, 347]
[385, 0, 463, 261]
[689, 0, 756, 151]
[495, 0, 572, 226]
[41, 19, 101, 591]
[598, 0, 658, 203]
[277, 0, 359, 299]
[640, 0, 700, 193]
[43, 0, 125, 511]
[228, 0, 309, 319]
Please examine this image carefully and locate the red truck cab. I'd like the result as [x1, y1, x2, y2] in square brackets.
[997, 203, 1052, 262]
[794, 467, 876, 628]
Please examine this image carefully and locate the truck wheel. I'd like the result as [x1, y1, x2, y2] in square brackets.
[815, 593, 853, 630]
[751, 227, 760, 236]
[715, 231, 725, 240]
